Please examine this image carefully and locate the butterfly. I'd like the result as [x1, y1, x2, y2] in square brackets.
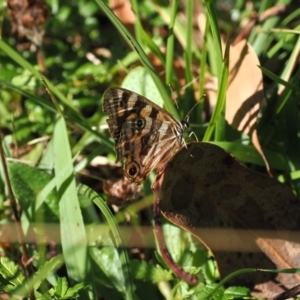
[103, 88, 189, 184]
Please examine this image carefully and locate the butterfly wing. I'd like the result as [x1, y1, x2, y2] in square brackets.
[119, 117, 184, 183]
[103, 88, 185, 184]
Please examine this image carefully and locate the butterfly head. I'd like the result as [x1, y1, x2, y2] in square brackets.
[180, 116, 190, 130]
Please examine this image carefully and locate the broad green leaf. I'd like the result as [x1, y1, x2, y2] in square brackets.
[122, 66, 164, 107]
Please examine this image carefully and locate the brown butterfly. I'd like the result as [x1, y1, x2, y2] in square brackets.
[103, 88, 189, 184]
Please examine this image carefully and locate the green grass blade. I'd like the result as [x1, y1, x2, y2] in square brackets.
[130, 0, 143, 45]
[204, 0, 222, 76]
[82, 185, 136, 300]
[202, 46, 228, 141]
[53, 117, 87, 281]
[0, 79, 113, 149]
[96, 0, 179, 118]
[183, 0, 194, 94]
[0, 40, 74, 111]
[12, 256, 64, 298]
[165, 0, 179, 85]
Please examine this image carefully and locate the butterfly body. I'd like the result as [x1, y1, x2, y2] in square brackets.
[103, 88, 187, 184]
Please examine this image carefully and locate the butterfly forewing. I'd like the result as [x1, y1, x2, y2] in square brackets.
[103, 87, 186, 184]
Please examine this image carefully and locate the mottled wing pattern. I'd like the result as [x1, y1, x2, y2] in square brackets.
[103, 88, 186, 184]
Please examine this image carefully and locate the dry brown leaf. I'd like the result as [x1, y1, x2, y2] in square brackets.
[7, 0, 49, 46]
[226, 40, 262, 134]
[109, 0, 135, 26]
[156, 142, 300, 297]
[225, 40, 272, 175]
[194, 38, 270, 174]
[103, 176, 142, 205]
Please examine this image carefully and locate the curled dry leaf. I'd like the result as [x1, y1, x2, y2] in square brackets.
[103, 176, 142, 205]
[155, 142, 300, 297]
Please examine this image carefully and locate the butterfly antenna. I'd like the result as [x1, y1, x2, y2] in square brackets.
[184, 93, 206, 122]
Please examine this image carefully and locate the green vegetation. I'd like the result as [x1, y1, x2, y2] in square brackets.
[0, 0, 300, 299]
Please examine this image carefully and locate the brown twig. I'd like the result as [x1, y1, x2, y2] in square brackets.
[152, 177, 198, 285]
[270, 283, 300, 300]
[233, 4, 286, 45]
